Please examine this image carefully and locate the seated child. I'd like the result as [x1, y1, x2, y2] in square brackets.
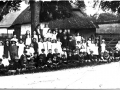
[114, 50, 120, 61]
[46, 49, 53, 68]
[47, 49, 53, 60]
[88, 50, 95, 63]
[72, 50, 80, 63]
[13, 56, 21, 70]
[52, 55, 59, 67]
[103, 50, 110, 62]
[61, 48, 67, 64]
[8, 61, 16, 74]
[25, 45, 33, 63]
[53, 48, 60, 57]
[38, 49, 46, 67]
[2, 55, 9, 67]
[20, 50, 28, 69]
[67, 51, 74, 63]
[33, 53, 39, 68]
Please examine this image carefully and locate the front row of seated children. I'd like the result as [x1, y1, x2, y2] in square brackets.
[0, 47, 119, 75]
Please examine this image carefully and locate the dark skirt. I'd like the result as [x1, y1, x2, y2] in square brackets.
[4, 45, 10, 58]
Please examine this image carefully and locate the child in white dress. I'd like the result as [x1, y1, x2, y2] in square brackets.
[101, 39, 106, 53]
[76, 41, 82, 50]
[81, 40, 87, 53]
[25, 34, 31, 46]
[75, 33, 82, 44]
[29, 43, 35, 57]
[52, 40, 57, 54]
[56, 38, 62, 54]
[47, 38, 52, 52]
[43, 38, 48, 55]
[38, 38, 44, 54]
[2, 55, 9, 67]
[45, 29, 52, 39]
[18, 40, 25, 59]
[33, 31, 38, 42]
[51, 31, 57, 40]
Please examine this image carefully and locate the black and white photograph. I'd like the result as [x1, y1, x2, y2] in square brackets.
[0, 0, 120, 89]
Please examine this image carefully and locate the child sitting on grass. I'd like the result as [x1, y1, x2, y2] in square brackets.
[38, 49, 46, 68]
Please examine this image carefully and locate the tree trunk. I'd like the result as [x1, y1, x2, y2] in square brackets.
[30, 1, 40, 37]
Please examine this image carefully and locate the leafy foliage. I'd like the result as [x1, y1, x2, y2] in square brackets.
[101, 1, 120, 13]
[0, 1, 21, 21]
[40, 1, 73, 22]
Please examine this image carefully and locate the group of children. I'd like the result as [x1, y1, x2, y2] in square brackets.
[0, 28, 120, 75]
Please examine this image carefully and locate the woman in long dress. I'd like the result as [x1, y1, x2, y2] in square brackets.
[4, 39, 10, 59]
[0, 41, 4, 59]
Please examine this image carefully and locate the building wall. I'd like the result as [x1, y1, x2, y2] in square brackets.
[0, 28, 7, 37]
[21, 24, 31, 35]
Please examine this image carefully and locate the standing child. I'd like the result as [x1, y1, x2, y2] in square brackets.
[45, 29, 52, 39]
[32, 38, 38, 54]
[75, 33, 81, 44]
[52, 40, 57, 54]
[47, 38, 52, 52]
[51, 31, 57, 40]
[18, 40, 25, 59]
[25, 34, 31, 46]
[101, 39, 106, 53]
[38, 38, 44, 54]
[56, 38, 62, 54]
[29, 43, 35, 57]
[43, 38, 48, 55]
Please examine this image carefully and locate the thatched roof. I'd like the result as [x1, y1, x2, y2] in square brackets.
[12, 7, 31, 26]
[11, 6, 97, 29]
